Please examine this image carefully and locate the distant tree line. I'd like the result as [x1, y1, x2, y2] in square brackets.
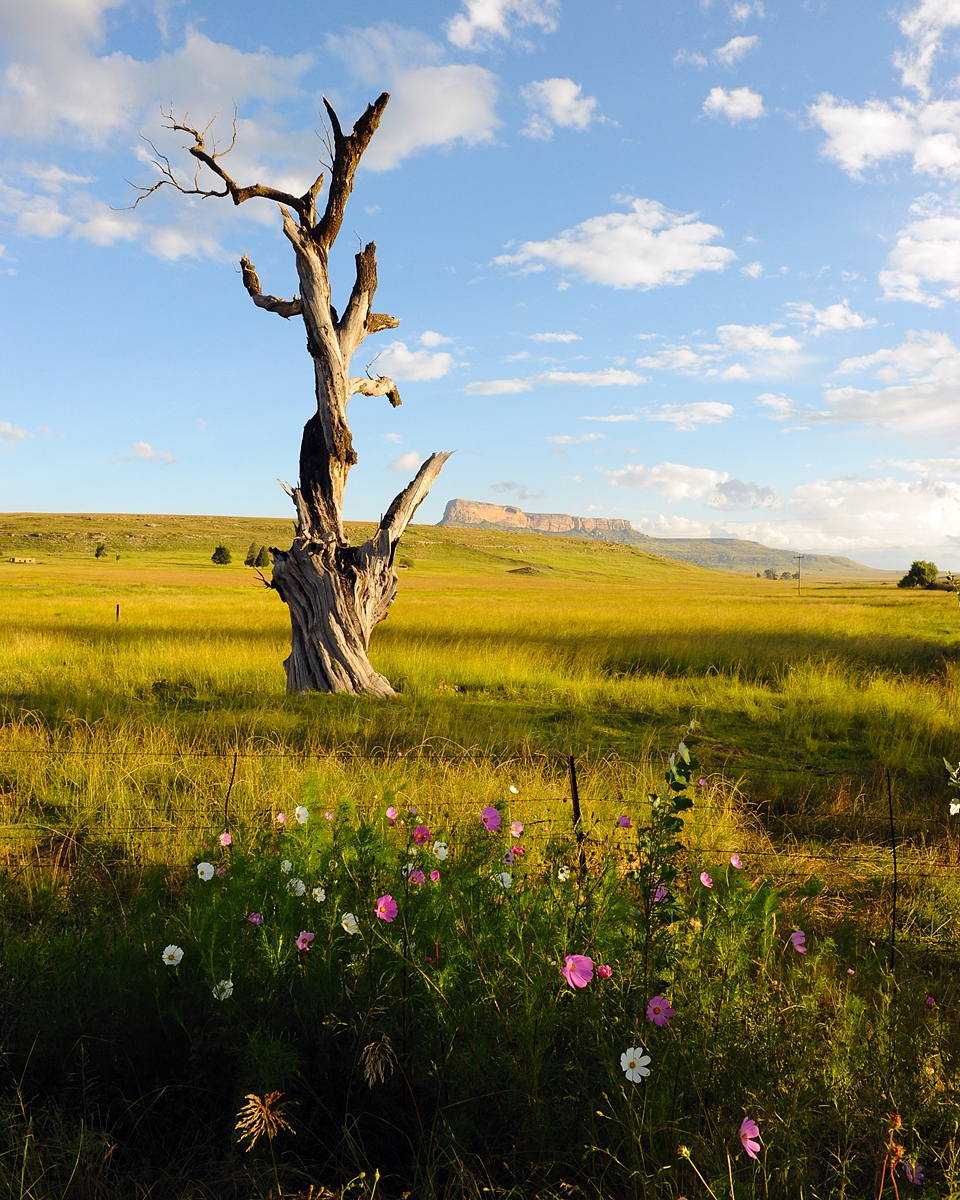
[756, 569, 799, 580]
[209, 543, 272, 566]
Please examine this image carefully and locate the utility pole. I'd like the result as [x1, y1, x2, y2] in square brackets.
[794, 554, 804, 597]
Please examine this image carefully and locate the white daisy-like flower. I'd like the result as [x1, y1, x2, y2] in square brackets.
[280, 860, 292, 874]
[557, 865, 571, 882]
[162, 944, 183, 967]
[509, 785, 519, 794]
[951, 801, 960, 816]
[432, 841, 449, 861]
[620, 1047, 651, 1083]
[212, 979, 234, 1001]
[196, 862, 214, 881]
[287, 877, 306, 896]
[312, 886, 326, 902]
[496, 871, 512, 889]
[401, 862, 414, 878]
[295, 805, 309, 824]
[341, 912, 358, 935]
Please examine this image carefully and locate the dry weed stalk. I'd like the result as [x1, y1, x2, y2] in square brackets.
[361, 1034, 396, 1088]
[235, 1091, 297, 1152]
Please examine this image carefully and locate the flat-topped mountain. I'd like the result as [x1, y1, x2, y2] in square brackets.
[438, 499, 894, 577]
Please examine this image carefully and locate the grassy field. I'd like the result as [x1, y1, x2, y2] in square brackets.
[3, 515, 960, 1199]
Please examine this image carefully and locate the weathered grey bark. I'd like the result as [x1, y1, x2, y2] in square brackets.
[136, 95, 451, 695]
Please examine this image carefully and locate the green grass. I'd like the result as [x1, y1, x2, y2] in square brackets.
[3, 514, 960, 1199]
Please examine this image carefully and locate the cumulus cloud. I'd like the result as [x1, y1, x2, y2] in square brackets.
[713, 35, 759, 67]
[674, 49, 708, 68]
[637, 323, 802, 381]
[0, 420, 30, 449]
[446, 0, 559, 48]
[704, 478, 779, 509]
[520, 78, 600, 139]
[785, 299, 876, 334]
[879, 197, 960, 306]
[495, 196, 735, 289]
[546, 432, 605, 444]
[464, 367, 644, 394]
[647, 401, 734, 431]
[730, 2, 764, 21]
[605, 460, 729, 500]
[420, 330, 452, 347]
[375, 340, 454, 380]
[529, 331, 581, 342]
[132, 441, 177, 464]
[702, 86, 765, 122]
[389, 450, 423, 471]
[741, 260, 764, 277]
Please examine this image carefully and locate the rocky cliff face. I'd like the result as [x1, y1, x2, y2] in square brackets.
[440, 499, 633, 536]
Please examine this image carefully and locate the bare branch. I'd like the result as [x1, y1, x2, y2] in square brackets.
[379, 452, 455, 544]
[239, 255, 302, 319]
[315, 93, 390, 249]
[349, 374, 402, 407]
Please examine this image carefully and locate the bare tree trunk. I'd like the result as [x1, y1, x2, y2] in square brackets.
[139, 94, 451, 695]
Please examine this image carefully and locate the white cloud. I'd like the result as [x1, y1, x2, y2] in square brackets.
[785, 299, 876, 334]
[389, 450, 423, 471]
[495, 196, 735, 289]
[0, 420, 30, 449]
[713, 35, 759, 67]
[674, 49, 708, 68]
[546, 432, 605, 444]
[420, 330, 452, 347]
[374, 340, 454, 381]
[529, 331, 581, 342]
[740, 260, 763, 277]
[896, 0, 960, 98]
[132, 441, 177, 463]
[446, 0, 559, 48]
[718, 324, 801, 354]
[729, 2, 764, 21]
[648, 401, 734, 431]
[581, 413, 639, 422]
[464, 367, 644, 394]
[636, 323, 802, 381]
[879, 199, 960, 306]
[605, 460, 729, 500]
[702, 86, 765, 122]
[383, 432, 402, 443]
[520, 77, 600, 139]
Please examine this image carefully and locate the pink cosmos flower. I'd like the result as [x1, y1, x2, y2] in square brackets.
[646, 996, 675, 1026]
[276, 813, 286, 824]
[698, 778, 708, 787]
[700, 871, 713, 888]
[219, 831, 232, 847]
[247, 912, 263, 925]
[730, 853, 742, 869]
[903, 1162, 923, 1185]
[561, 954, 594, 989]
[215, 866, 226, 876]
[409, 869, 426, 885]
[482, 806, 501, 831]
[324, 811, 334, 821]
[510, 821, 523, 837]
[926, 995, 936, 1006]
[847, 968, 855, 975]
[653, 883, 669, 903]
[740, 1117, 760, 1160]
[512, 844, 525, 857]
[791, 930, 807, 954]
[617, 814, 632, 828]
[408, 806, 418, 815]
[414, 825, 431, 845]
[503, 848, 515, 866]
[296, 930, 315, 951]
[386, 805, 398, 825]
[597, 964, 613, 979]
[430, 869, 440, 882]
[375, 894, 398, 922]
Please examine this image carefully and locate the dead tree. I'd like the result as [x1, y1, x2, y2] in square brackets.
[136, 94, 451, 696]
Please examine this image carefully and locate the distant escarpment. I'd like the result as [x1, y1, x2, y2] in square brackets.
[437, 499, 895, 578]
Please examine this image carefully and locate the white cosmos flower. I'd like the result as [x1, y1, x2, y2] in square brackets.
[312, 886, 326, 902]
[280, 860, 292, 874]
[951, 801, 960, 816]
[197, 862, 214, 881]
[287, 877, 306, 896]
[401, 862, 414, 878]
[341, 912, 358, 935]
[212, 979, 234, 1000]
[295, 805, 309, 824]
[432, 841, 449, 860]
[496, 871, 512, 889]
[620, 1047, 651, 1083]
[509, 785, 519, 794]
[557, 865, 571, 882]
[162, 944, 183, 966]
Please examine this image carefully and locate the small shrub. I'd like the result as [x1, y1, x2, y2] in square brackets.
[254, 545, 271, 568]
[244, 540, 260, 566]
[899, 559, 938, 588]
[211, 545, 232, 565]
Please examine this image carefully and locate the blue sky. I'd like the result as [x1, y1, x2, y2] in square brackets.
[2, 0, 960, 567]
